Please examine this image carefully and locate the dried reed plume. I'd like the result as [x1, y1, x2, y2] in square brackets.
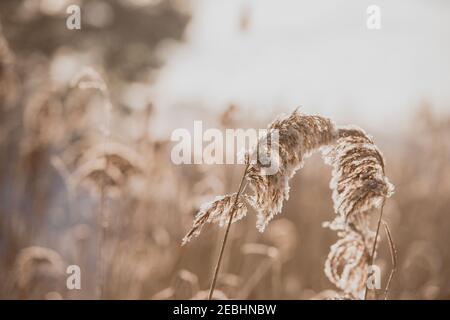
[183, 109, 337, 243]
[182, 109, 395, 300]
[324, 231, 368, 297]
[67, 67, 114, 299]
[322, 126, 394, 231]
[14, 246, 65, 299]
[73, 157, 123, 198]
[246, 109, 337, 231]
[183, 109, 338, 299]
[71, 142, 145, 198]
[0, 24, 19, 111]
[23, 89, 64, 148]
[182, 193, 248, 245]
[322, 126, 394, 299]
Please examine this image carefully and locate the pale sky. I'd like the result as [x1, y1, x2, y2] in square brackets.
[153, 0, 450, 133]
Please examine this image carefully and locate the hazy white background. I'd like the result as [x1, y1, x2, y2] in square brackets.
[153, 0, 450, 133]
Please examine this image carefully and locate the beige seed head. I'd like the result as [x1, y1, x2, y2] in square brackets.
[14, 246, 65, 294]
[182, 193, 247, 245]
[322, 125, 395, 298]
[324, 231, 369, 298]
[246, 109, 337, 232]
[322, 125, 394, 231]
[0, 26, 19, 110]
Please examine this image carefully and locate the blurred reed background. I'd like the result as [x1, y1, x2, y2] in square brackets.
[0, 0, 449, 300]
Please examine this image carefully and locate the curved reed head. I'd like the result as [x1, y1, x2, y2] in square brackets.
[14, 246, 65, 298]
[182, 193, 247, 245]
[322, 125, 394, 229]
[324, 231, 369, 298]
[322, 125, 395, 298]
[246, 109, 337, 232]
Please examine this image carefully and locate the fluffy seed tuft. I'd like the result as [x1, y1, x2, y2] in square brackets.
[246, 109, 337, 231]
[182, 193, 247, 245]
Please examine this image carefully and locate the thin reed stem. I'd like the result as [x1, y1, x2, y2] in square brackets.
[97, 158, 109, 299]
[382, 221, 397, 300]
[239, 258, 272, 299]
[208, 164, 249, 300]
[364, 200, 385, 300]
[98, 87, 112, 300]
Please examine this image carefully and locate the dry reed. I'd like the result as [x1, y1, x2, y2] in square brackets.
[382, 221, 397, 300]
[322, 126, 394, 299]
[14, 246, 65, 299]
[183, 109, 337, 242]
[183, 110, 395, 300]
[0, 25, 18, 112]
[245, 109, 337, 232]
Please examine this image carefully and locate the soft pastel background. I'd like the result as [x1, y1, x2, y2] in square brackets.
[0, 0, 449, 299]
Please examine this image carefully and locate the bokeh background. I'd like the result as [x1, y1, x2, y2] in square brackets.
[0, 0, 449, 299]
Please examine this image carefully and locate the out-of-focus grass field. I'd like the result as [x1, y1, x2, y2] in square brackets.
[1, 0, 449, 300]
